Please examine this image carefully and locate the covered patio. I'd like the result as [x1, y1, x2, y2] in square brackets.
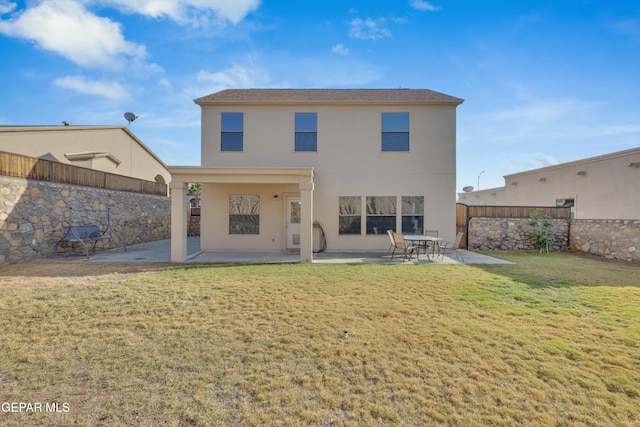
[168, 166, 315, 263]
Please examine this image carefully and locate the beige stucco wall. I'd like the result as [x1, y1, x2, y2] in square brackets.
[0, 126, 170, 184]
[200, 183, 298, 251]
[458, 148, 640, 219]
[198, 103, 458, 252]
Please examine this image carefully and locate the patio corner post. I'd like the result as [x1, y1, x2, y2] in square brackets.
[299, 181, 314, 263]
[170, 180, 188, 262]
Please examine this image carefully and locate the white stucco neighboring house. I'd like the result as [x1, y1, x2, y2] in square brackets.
[169, 89, 464, 263]
[0, 125, 170, 185]
[457, 147, 640, 219]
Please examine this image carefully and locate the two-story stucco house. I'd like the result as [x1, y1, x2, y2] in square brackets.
[169, 89, 464, 263]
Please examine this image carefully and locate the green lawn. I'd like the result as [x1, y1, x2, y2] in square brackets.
[1, 253, 639, 426]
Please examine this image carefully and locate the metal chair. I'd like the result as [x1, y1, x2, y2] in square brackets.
[423, 229, 439, 257]
[392, 233, 416, 261]
[439, 232, 464, 261]
[386, 230, 396, 256]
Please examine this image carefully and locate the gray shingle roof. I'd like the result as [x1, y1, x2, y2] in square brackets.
[194, 89, 464, 105]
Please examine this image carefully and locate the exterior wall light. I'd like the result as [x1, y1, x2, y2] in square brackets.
[274, 194, 279, 200]
[576, 170, 586, 175]
[629, 162, 640, 168]
[538, 177, 546, 182]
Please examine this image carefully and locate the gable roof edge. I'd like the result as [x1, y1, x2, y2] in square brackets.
[194, 88, 464, 106]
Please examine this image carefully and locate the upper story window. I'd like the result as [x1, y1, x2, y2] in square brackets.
[381, 112, 409, 151]
[221, 112, 243, 151]
[295, 112, 317, 151]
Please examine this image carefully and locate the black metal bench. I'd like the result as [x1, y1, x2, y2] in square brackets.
[55, 224, 109, 259]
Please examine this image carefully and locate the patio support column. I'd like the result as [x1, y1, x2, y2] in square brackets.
[170, 180, 188, 262]
[299, 181, 314, 263]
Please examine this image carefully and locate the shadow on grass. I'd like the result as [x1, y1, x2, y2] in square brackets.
[0, 260, 305, 279]
[473, 251, 640, 289]
[0, 261, 171, 278]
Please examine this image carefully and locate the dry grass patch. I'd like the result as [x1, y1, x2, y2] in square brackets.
[0, 255, 639, 426]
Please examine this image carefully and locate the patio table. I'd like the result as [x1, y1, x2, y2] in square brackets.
[403, 235, 442, 262]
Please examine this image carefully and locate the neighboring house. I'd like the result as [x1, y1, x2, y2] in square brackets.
[169, 89, 464, 263]
[0, 125, 170, 185]
[187, 195, 199, 208]
[458, 147, 640, 219]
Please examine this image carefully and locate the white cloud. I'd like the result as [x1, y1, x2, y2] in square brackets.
[273, 56, 382, 87]
[187, 54, 383, 99]
[190, 63, 273, 97]
[197, 65, 259, 87]
[0, 0, 16, 14]
[53, 75, 130, 100]
[494, 152, 560, 177]
[349, 17, 392, 40]
[532, 153, 559, 168]
[332, 43, 349, 56]
[0, 0, 147, 69]
[409, 0, 441, 12]
[460, 96, 640, 157]
[102, 0, 261, 26]
[482, 98, 594, 123]
[0, 0, 260, 77]
[159, 78, 172, 89]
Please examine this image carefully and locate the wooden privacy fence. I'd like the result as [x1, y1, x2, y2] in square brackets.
[456, 203, 571, 249]
[0, 150, 167, 196]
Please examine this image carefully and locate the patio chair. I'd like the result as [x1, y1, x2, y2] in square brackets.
[439, 232, 464, 262]
[392, 233, 416, 261]
[423, 229, 439, 257]
[386, 230, 396, 256]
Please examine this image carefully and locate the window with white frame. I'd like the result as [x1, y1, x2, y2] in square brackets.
[338, 196, 361, 235]
[381, 112, 409, 151]
[229, 195, 259, 234]
[221, 112, 243, 151]
[401, 196, 424, 234]
[366, 196, 396, 235]
[295, 112, 317, 151]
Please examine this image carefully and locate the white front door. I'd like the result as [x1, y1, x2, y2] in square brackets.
[286, 197, 301, 249]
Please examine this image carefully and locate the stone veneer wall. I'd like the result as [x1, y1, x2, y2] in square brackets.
[468, 217, 570, 252]
[468, 217, 640, 263]
[188, 208, 201, 236]
[570, 219, 640, 263]
[1, 176, 170, 265]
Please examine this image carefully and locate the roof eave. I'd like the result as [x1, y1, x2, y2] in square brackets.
[194, 99, 464, 106]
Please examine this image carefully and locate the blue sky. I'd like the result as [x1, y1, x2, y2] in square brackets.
[1, 0, 639, 192]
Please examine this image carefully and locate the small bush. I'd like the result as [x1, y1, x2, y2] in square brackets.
[529, 208, 555, 253]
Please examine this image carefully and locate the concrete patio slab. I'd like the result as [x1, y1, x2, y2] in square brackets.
[58, 237, 513, 265]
